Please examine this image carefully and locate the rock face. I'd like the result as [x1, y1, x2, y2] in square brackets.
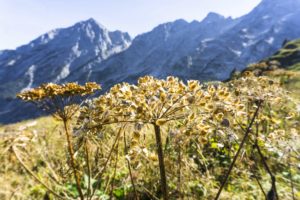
[1, 0, 300, 123]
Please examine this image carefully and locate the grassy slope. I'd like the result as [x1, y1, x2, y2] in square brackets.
[246, 39, 300, 101]
[2, 115, 299, 199]
[0, 117, 65, 199]
[1, 40, 300, 199]
[269, 39, 300, 70]
[269, 39, 300, 98]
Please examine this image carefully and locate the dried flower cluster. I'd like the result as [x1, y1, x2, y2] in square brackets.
[17, 82, 100, 101]
[76, 74, 298, 199]
[17, 82, 101, 121]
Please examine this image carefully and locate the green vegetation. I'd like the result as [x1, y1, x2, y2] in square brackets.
[268, 39, 300, 70]
[244, 38, 300, 102]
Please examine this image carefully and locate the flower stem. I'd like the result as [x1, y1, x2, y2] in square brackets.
[214, 100, 262, 200]
[63, 119, 84, 200]
[153, 124, 168, 200]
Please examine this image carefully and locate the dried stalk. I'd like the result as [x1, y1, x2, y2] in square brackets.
[84, 139, 91, 200]
[254, 143, 278, 199]
[254, 122, 278, 200]
[90, 126, 123, 199]
[12, 146, 66, 199]
[214, 100, 262, 200]
[109, 143, 119, 199]
[63, 119, 84, 200]
[123, 130, 138, 200]
[254, 175, 267, 198]
[289, 156, 295, 200]
[177, 143, 182, 199]
[153, 124, 168, 200]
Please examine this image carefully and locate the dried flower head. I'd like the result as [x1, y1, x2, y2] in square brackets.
[17, 82, 101, 120]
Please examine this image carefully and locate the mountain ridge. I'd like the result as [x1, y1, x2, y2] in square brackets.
[1, 0, 300, 123]
[0, 19, 132, 123]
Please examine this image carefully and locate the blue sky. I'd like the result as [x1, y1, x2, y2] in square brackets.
[0, 0, 261, 50]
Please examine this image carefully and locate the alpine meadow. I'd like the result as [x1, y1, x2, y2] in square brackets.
[0, 0, 300, 199]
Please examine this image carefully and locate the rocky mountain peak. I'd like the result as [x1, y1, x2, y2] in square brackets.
[254, 0, 300, 13]
[202, 12, 225, 23]
[77, 18, 106, 29]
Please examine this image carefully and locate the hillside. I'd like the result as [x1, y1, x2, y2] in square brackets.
[269, 39, 300, 70]
[245, 38, 300, 102]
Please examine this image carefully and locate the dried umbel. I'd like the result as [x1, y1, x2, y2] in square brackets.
[17, 82, 101, 120]
[80, 74, 293, 159]
[78, 76, 242, 199]
[78, 76, 208, 199]
[17, 82, 101, 200]
[79, 76, 205, 130]
[17, 82, 100, 101]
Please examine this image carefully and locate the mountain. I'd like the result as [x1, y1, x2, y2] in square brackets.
[84, 0, 300, 84]
[0, 18, 131, 123]
[82, 15, 237, 89]
[0, 18, 131, 95]
[1, 0, 300, 123]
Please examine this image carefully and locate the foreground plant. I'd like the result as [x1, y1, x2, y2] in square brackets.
[213, 71, 299, 199]
[78, 74, 299, 199]
[12, 75, 299, 199]
[17, 82, 100, 199]
[79, 76, 203, 199]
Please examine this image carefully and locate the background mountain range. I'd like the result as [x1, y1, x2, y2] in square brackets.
[1, 0, 300, 123]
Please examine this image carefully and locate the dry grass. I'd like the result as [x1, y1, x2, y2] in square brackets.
[0, 115, 299, 199]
